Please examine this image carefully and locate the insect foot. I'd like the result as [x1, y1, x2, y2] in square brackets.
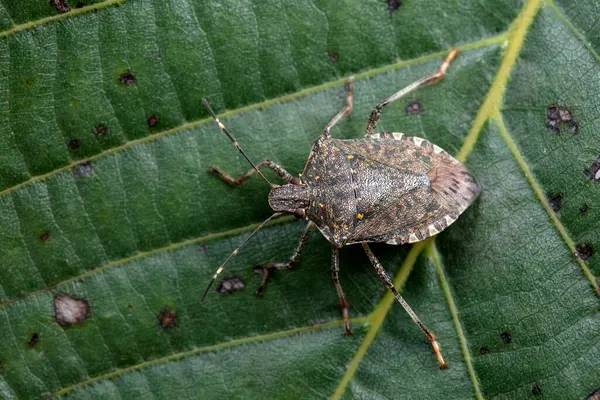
[201, 48, 477, 369]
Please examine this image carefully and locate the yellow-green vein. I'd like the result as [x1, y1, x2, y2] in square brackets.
[546, 0, 600, 63]
[0, 34, 507, 199]
[0, 0, 125, 39]
[332, 1, 544, 397]
[331, 239, 430, 400]
[455, 0, 544, 163]
[0, 215, 296, 309]
[429, 243, 484, 400]
[492, 111, 600, 296]
[49, 316, 369, 398]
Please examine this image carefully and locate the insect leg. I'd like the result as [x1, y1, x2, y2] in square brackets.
[361, 243, 447, 368]
[331, 246, 352, 335]
[211, 160, 297, 185]
[255, 221, 315, 295]
[321, 80, 353, 139]
[364, 48, 458, 138]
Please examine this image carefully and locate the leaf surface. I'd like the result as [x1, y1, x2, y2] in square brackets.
[0, 1, 599, 399]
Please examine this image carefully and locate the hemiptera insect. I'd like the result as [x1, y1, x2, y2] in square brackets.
[201, 49, 480, 368]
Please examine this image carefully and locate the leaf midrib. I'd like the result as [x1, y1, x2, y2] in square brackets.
[332, 1, 543, 398]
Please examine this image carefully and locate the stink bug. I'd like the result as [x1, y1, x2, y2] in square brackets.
[201, 49, 479, 368]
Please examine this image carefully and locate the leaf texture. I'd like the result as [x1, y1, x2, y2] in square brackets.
[0, 1, 599, 399]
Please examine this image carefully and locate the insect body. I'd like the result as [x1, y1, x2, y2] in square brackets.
[201, 49, 479, 368]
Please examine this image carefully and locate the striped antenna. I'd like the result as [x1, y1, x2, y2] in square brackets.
[202, 98, 274, 188]
[200, 212, 283, 301]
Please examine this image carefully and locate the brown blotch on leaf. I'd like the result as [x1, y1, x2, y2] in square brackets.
[54, 294, 90, 326]
[479, 346, 489, 355]
[405, 100, 421, 115]
[587, 388, 600, 400]
[579, 204, 589, 215]
[585, 156, 600, 182]
[119, 71, 136, 86]
[500, 331, 512, 344]
[548, 193, 563, 213]
[216, 276, 245, 295]
[51, 0, 71, 13]
[386, 0, 402, 14]
[328, 51, 339, 64]
[72, 161, 94, 178]
[532, 383, 542, 396]
[23, 78, 34, 86]
[158, 309, 177, 329]
[93, 124, 108, 137]
[39, 232, 50, 242]
[546, 105, 578, 134]
[27, 332, 39, 348]
[575, 244, 594, 261]
[68, 139, 81, 150]
[147, 115, 159, 128]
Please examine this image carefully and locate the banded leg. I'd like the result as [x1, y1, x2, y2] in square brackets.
[211, 160, 298, 185]
[364, 48, 458, 138]
[362, 243, 447, 368]
[255, 222, 315, 295]
[331, 246, 352, 335]
[321, 81, 354, 139]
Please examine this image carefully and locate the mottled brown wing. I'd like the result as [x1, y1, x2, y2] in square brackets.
[339, 132, 480, 245]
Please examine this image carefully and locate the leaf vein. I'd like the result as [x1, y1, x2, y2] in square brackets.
[0, 0, 125, 39]
[47, 317, 368, 398]
[0, 34, 507, 199]
[492, 111, 599, 296]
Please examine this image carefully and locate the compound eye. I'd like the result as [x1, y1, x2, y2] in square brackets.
[290, 176, 301, 185]
[293, 209, 306, 219]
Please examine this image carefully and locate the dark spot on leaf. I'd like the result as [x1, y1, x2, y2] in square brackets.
[546, 105, 578, 134]
[0, 360, 3, 374]
[587, 387, 600, 400]
[405, 100, 421, 115]
[158, 309, 177, 329]
[76, 2, 85, 8]
[147, 115, 159, 128]
[39, 232, 50, 242]
[93, 124, 108, 137]
[532, 383, 542, 396]
[23, 78, 34, 86]
[51, 0, 71, 13]
[72, 161, 94, 178]
[217, 276, 245, 295]
[479, 346, 489, 355]
[119, 71, 136, 86]
[585, 156, 600, 182]
[548, 193, 562, 213]
[328, 51, 339, 64]
[579, 204, 589, 215]
[500, 331, 512, 344]
[27, 332, 39, 348]
[54, 294, 90, 326]
[199, 244, 208, 253]
[575, 244, 594, 261]
[387, 0, 402, 14]
[68, 139, 81, 150]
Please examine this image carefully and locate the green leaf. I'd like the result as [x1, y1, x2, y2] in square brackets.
[0, 0, 599, 399]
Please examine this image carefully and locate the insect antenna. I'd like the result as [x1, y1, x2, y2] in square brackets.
[200, 212, 283, 301]
[202, 98, 274, 188]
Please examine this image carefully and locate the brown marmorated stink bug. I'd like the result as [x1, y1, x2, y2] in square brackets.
[200, 49, 480, 368]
